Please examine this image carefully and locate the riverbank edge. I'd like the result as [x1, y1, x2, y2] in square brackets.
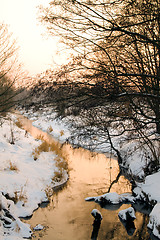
[0, 112, 71, 239]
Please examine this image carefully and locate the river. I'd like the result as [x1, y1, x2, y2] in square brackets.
[19, 113, 152, 240]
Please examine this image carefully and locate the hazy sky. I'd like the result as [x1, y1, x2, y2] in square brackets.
[0, 0, 66, 75]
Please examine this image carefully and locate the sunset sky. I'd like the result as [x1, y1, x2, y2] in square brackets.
[0, 0, 66, 75]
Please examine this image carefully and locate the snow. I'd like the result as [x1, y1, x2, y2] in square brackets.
[1, 105, 160, 239]
[19, 107, 70, 143]
[33, 224, 44, 231]
[0, 113, 68, 239]
[85, 192, 135, 204]
[118, 207, 136, 221]
[18, 106, 160, 239]
[148, 203, 160, 239]
[134, 171, 160, 204]
[0, 192, 32, 239]
[91, 209, 103, 220]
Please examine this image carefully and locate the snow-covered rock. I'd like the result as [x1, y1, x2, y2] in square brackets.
[148, 203, 160, 239]
[118, 207, 136, 236]
[118, 207, 136, 221]
[85, 192, 135, 205]
[34, 224, 44, 231]
[134, 172, 160, 204]
[0, 193, 32, 239]
[91, 209, 102, 221]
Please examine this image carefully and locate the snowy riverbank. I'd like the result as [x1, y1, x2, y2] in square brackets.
[0, 105, 160, 239]
[0, 112, 68, 239]
[19, 105, 160, 239]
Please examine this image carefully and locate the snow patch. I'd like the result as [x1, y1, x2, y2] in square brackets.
[85, 192, 135, 204]
[148, 203, 160, 239]
[0, 114, 68, 238]
[118, 207, 136, 221]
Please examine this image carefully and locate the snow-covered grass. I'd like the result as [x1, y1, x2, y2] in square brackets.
[0, 113, 68, 239]
[19, 107, 70, 143]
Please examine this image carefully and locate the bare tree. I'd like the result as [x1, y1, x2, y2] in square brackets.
[0, 23, 25, 115]
[38, 0, 160, 169]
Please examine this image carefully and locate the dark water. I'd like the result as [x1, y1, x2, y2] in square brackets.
[19, 114, 151, 240]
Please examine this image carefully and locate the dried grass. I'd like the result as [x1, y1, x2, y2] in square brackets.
[32, 138, 68, 184]
[52, 156, 68, 183]
[13, 190, 27, 203]
[6, 187, 27, 204]
[32, 140, 50, 160]
[47, 126, 53, 133]
[15, 119, 23, 129]
[45, 186, 53, 198]
[52, 171, 63, 182]
[60, 130, 64, 136]
[7, 161, 19, 172]
[35, 134, 44, 141]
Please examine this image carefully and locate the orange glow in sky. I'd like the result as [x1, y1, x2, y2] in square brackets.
[0, 0, 66, 75]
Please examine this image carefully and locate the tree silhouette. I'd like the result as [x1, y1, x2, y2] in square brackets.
[38, 0, 160, 167]
[0, 23, 24, 115]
